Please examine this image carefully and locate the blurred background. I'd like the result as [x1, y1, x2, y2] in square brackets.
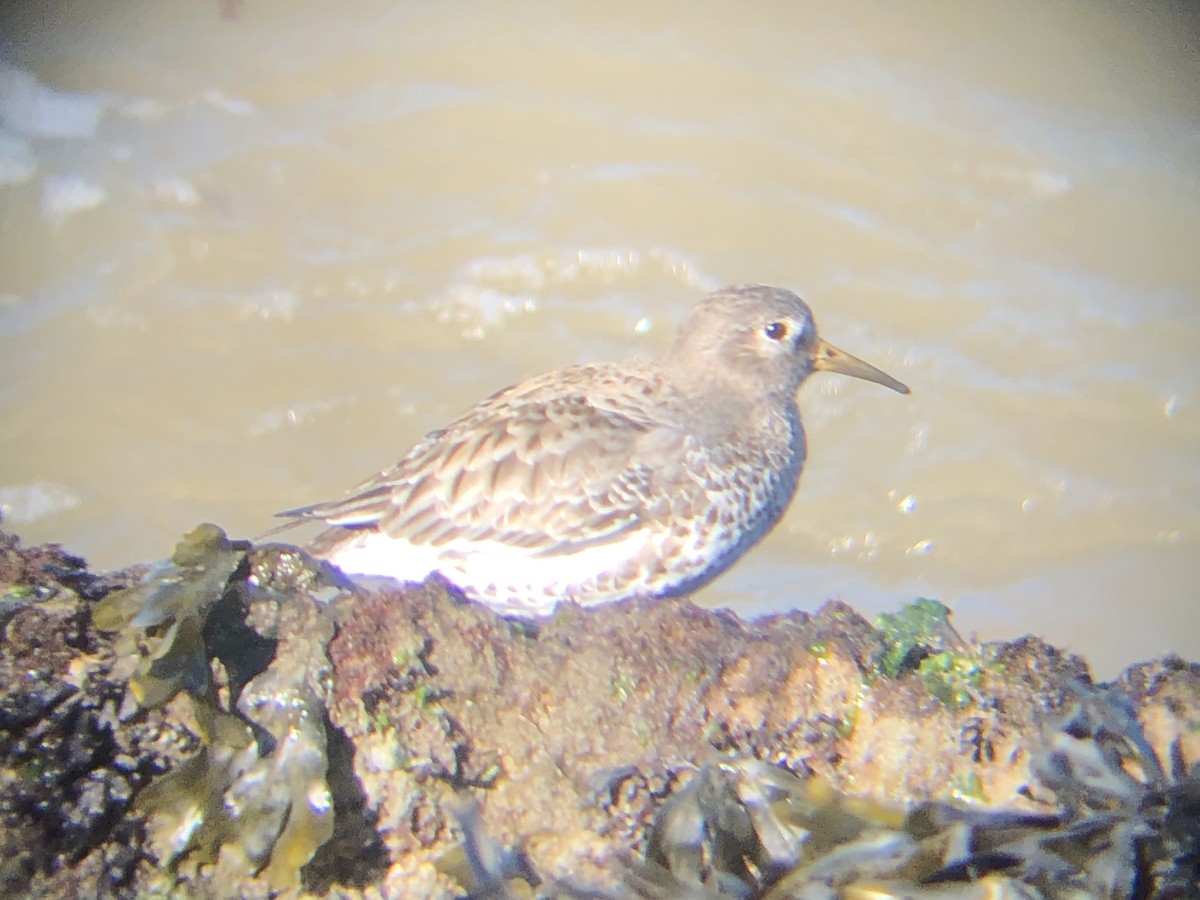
[1, 0, 1197, 679]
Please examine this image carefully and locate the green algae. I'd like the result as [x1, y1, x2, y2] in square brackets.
[872, 598, 991, 710]
[2, 583, 37, 602]
[919, 648, 986, 711]
[806, 638, 829, 660]
[874, 597, 956, 679]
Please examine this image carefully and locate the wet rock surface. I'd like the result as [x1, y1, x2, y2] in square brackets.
[0, 524, 1196, 898]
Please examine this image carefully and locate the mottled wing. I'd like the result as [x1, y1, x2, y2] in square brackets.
[278, 365, 692, 556]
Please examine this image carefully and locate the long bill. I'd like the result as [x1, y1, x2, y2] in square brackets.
[813, 339, 910, 394]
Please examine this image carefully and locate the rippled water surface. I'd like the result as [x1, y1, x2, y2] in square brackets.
[2, 0, 1198, 677]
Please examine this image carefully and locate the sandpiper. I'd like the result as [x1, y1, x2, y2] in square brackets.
[275, 285, 909, 614]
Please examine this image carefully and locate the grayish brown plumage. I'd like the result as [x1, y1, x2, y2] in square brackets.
[275, 285, 909, 614]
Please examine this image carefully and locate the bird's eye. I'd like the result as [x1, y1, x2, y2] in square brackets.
[764, 321, 788, 341]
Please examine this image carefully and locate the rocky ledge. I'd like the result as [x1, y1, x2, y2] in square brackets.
[0, 524, 1196, 898]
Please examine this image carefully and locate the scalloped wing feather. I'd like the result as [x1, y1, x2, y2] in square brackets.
[289, 364, 701, 556]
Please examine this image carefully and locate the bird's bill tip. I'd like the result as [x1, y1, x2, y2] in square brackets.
[814, 339, 910, 394]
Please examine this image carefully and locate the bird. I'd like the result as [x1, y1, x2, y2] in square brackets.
[273, 285, 909, 615]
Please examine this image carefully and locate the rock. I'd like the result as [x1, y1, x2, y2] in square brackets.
[0, 524, 1196, 897]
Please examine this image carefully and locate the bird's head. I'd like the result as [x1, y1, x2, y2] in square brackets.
[665, 285, 910, 400]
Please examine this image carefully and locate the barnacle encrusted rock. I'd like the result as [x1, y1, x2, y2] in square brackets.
[0, 524, 1197, 897]
[0, 531, 151, 896]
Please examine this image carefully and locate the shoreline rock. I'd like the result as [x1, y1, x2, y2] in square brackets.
[1, 524, 1196, 897]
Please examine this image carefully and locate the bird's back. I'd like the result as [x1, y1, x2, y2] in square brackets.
[281, 360, 805, 613]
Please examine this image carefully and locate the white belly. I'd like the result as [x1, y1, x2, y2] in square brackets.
[325, 529, 681, 615]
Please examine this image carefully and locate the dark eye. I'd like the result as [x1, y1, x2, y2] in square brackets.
[764, 321, 788, 341]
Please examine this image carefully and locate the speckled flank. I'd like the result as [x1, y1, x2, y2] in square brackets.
[276, 285, 908, 613]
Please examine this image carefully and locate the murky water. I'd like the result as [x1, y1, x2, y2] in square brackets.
[2, 0, 1198, 678]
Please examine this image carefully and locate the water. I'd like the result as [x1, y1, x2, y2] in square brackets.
[2, 0, 1198, 679]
